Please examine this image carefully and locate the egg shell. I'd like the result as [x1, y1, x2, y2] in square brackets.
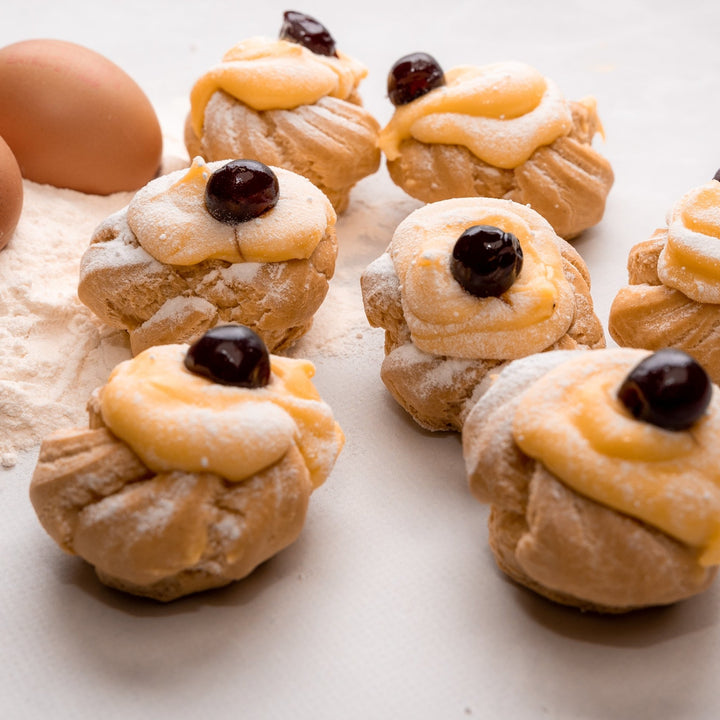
[0, 39, 163, 195]
[0, 134, 23, 250]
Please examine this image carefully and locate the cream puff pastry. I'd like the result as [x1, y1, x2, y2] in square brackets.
[610, 178, 720, 383]
[378, 55, 614, 239]
[29, 325, 344, 601]
[463, 347, 719, 612]
[78, 157, 337, 355]
[184, 12, 380, 213]
[360, 197, 604, 431]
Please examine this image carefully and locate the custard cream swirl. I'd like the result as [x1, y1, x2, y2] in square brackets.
[390, 198, 575, 359]
[658, 180, 720, 303]
[99, 344, 344, 488]
[189, 37, 368, 137]
[513, 349, 720, 566]
[126, 157, 335, 266]
[378, 61, 573, 167]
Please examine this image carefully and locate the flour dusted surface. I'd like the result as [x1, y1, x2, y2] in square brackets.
[0, 180, 133, 466]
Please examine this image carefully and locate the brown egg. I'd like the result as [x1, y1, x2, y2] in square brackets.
[0, 134, 23, 250]
[0, 39, 163, 195]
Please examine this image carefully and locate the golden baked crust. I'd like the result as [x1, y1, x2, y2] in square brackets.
[185, 92, 380, 213]
[361, 202, 604, 431]
[78, 177, 337, 356]
[29, 387, 322, 602]
[385, 101, 613, 240]
[609, 228, 720, 381]
[462, 351, 717, 612]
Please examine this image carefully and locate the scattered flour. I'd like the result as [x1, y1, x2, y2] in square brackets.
[288, 176, 414, 359]
[0, 180, 134, 466]
[291, 269, 370, 358]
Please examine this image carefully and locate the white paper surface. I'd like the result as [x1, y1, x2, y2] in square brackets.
[3, 1, 720, 718]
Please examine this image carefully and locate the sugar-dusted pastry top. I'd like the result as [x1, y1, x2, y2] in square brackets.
[388, 197, 576, 359]
[189, 37, 368, 138]
[512, 348, 720, 565]
[99, 343, 344, 488]
[657, 180, 720, 303]
[126, 157, 335, 266]
[378, 61, 574, 166]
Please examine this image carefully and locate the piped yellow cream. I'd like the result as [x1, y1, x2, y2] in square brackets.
[377, 62, 573, 167]
[658, 180, 720, 303]
[512, 349, 720, 566]
[99, 344, 344, 489]
[126, 157, 335, 266]
[389, 197, 575, 359]
[189, 37, 368, 137]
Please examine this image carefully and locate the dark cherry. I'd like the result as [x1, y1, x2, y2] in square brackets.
[184, 324, 271, 388]
[713, 168, 720, 182]
[279, 10, 337, 57]
[387, 52, 445, 106]
[617, 348, 712, 431]
[204, 160, 279, 225]
[450, 225, 523, 298]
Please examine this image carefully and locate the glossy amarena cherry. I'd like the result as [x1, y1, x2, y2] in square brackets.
[204, 159, 279, 225]
[184, 324, 271, 388]
[617, 348, 712, 431]
[450, 224, 524, 298]
[387, 52, 445, 106]
[279, 10, 337, 57]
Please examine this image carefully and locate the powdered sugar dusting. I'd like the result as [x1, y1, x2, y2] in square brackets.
[82, 473, 198, 538]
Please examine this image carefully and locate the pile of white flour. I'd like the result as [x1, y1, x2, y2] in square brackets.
[0, 181, 133, 467]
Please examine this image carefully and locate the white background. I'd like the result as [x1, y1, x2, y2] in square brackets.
[3, 1, 720, 718]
